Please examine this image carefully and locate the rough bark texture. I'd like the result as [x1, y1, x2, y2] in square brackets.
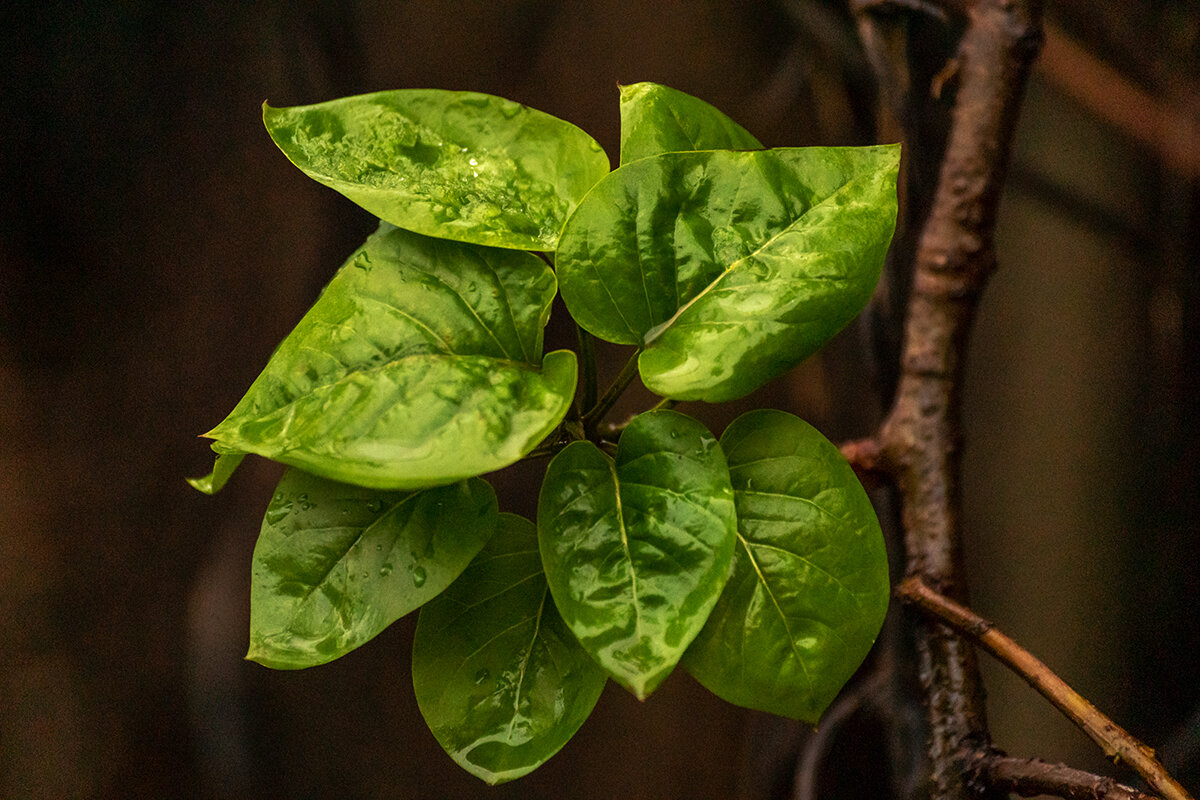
[979, 756, 1158, 800]
[867, 1, 1045, 797]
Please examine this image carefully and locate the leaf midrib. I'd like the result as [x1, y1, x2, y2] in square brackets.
[736, 531, 816, 698]
[644, 157, 867, 345]
[277, 492, 421, 632]
[219, 352, 539, 437]
[506, 588, 548, 739]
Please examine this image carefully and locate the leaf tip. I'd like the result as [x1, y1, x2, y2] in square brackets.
[185, 473, 217, 496]
[617, 81, 644, 99]
[187, 452, 245, 495]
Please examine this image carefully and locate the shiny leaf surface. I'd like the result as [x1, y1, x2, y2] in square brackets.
[618, 81, 762, 165]
[556, 145, 899, 401]
[203, 224, 576, 490]
[264, 90, 610, 250]
[413, 514, 606, 785]
[537, 410, 736, 698]
[249, 469, 497, 669]
[684, 410, 889, 723]
[186, 452, 244, 495]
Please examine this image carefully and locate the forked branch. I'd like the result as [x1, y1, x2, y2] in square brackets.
[863, 0, 1044, 795]
[898, 576, 1195, 800]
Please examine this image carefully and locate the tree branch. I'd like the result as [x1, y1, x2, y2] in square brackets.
[865, 0, 1044, 797]
[975, 755, 1157, 800]
[898, 576, 1195, 800]
[839, 437, 888, 485]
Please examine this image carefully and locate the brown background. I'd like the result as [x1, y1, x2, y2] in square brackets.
[1, 2, 1197, 798]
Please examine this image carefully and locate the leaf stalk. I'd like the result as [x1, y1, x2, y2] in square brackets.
[582, 349, 642, 437]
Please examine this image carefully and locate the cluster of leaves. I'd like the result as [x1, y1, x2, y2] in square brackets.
[191, 82, 898, 784]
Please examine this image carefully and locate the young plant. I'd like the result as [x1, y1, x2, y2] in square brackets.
[191, 82, 899, 784]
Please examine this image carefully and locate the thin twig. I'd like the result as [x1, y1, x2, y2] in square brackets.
[596, 397, 678, 440]
[1037, 21, 1200, 180]
[577, 326, 598, 415]
[897, 576, 1195, 800]
[839, 437, 888, 486]
[976, 754, 1158, 800]
[582, 349, 641, 435]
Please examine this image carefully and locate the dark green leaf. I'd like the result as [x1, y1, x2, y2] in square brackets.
[684, 410, 889, 723]
[264, 90, 610, 251]
[556, 145, 900, 401]
[248, 468, 497, 669]
[413, 514, 606, 785]
[537, 410, 736, 698]
[203, 224, 576, 490]
[618, 82, 762, 165]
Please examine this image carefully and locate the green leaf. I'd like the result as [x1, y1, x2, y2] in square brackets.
[248, 468, 498, 669]
[264, 90, 610, 251]
[203, 224, 577, 490]
[537, 410, 736, 699]
[684, 410, 889, 723]
[186, 452, 245, 495]
[618, 82, 762, 165]
[556, 145, 900, 401]
[413, 514, 606, 785]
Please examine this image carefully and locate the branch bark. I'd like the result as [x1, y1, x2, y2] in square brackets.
[898, 577, 1196, 800]
[978, 755, 1158, 800]
[860, 0, 1044, 797]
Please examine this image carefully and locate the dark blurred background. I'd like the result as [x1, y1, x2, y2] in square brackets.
[1, 2, 1197, 798]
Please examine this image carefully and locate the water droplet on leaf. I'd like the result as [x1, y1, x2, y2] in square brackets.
[474, 668, 490, 684]
[411, 566, 427, 587]
[265, 505, 289, 526]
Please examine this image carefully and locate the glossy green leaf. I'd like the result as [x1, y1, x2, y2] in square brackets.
[202, 224, 577, 490]
[556, 145, 899, 401]
[249, 468, 498, 669]
[684, 410, 889, 723]
[537, 410, 736, 698]
[186, 452, 245, 495]
[413, 514, 606, 785]
[264, 90, 610, 251]
[618, 82, 762, 165]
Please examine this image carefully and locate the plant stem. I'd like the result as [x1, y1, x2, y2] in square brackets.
[898, 577, 1195, 800]
[597, 397, 679, 440]
[577, 325, 598, 414]
[582, 349, 641, 435]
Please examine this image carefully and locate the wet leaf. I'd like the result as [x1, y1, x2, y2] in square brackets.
[556, 145, 899, 401]
[684, 410, 889, 723]
[264, 90, 610, 251]
[413, 514, 606, 785]
[249, 468, 497, 669]
[203, 224, 576, 490]
[537, 410, 736, 698]
[618, 81, 762, 165]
